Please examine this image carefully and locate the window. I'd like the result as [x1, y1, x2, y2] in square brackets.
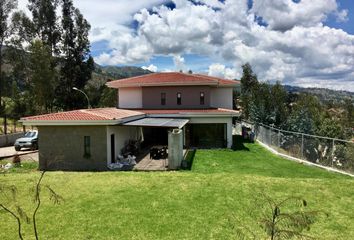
[161, 92, 166, 105]
[200, 92, 205, 105]
[84, 136, 91, 158]
[177, 92, 182, 105]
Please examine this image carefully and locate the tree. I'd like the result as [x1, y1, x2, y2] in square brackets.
[240, 63, 259, 119]
[0, 0, 17, 134]
[343, 98, 354, 127]
[0, 171, 63, 239]
[99, 87, 117, 107]
[28, 40, 56, 113]
[284, 94, 323, 134]
[230, 194, 325, 240]
[317, 118, 343, 139]
[258, 195, 322, 240]
[270, 82, 288, 127]
[28, 0, 61, 55]
[56, 0, 93, 110]
[249, 82, 272, 124]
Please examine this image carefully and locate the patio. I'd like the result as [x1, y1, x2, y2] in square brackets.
[133, 148, 187, 171]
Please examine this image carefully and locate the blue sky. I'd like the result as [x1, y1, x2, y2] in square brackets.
[18, 0, 354, 91]
[325, 0, 354, 34]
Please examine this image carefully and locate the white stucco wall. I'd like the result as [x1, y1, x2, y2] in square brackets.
[188, 117, 233, 148]
[106, 126, 142, 164]
[118, 87, 143, 108]
[210, 87, 233, 109]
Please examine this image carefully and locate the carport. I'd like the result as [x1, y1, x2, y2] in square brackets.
[122, 118, 189, 170]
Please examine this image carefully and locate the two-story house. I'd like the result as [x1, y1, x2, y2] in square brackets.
[21, 72, 240, 171]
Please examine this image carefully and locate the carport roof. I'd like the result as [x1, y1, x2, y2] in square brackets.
[123, 118, 189, 129]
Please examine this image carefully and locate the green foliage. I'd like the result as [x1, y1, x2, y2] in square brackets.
[249, 82, 272, 124]
[317, 118, 343, 139]
[285, 108, 316, 134]
[56, 0, 93, 110]
[258, 195, 323, 240]
[284, 94, 323, 134]
[271, 82, 288, 126]
[240, 64, 288, 127]
[98, 86, 117, 107]
[343, 98, 354, 126]
[240, 63, 259, 119]
[10, 11, 35, 47]
[230, 194, 325, 240]
[0, 0, 18, 113]
[28, 0, 61, 55]
[28, 40, 56, 113]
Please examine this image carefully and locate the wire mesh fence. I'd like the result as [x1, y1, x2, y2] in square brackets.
[235, 121, 354, 174]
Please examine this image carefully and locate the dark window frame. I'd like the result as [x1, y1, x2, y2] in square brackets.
[84, 136, 91, 158]
[177, 92, 182, 105]
[200, 92, 205, 105]
[161, 92, 166, 105]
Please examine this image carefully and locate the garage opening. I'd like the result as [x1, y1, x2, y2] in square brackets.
[141, 127, 168, 147]
[185, 123, 226, 148]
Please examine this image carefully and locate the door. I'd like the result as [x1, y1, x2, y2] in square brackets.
[111, 134, 115, 163]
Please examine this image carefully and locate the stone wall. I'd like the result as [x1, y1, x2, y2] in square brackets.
[0, 132, 24, 147]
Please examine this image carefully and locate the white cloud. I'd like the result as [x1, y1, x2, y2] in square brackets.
[142, 64, 158, 72]
[173, 55, 186, 71]
[336, 9, 348, 22]
[208, 63, 240, 80]
[16, 0, 354, 91]
[250, 0, 340, 31]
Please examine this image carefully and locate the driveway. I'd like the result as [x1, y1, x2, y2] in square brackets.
[0, 146, 38, 160]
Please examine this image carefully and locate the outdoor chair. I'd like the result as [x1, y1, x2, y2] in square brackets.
[150, 148, 159, 159]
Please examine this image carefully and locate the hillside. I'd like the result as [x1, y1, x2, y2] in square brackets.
[94, 64, 152, 80]
[284, 85, 354, 104]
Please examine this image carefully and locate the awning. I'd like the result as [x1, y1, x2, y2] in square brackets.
[123, 117, 189, 129]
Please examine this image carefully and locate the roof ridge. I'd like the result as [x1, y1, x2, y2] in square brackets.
[22, 109, 84, 120]
[79, 109, 110, 120]
[107, 72, 239, 88]
[108, 72, 164, 84]
[80, 108, 145, 120]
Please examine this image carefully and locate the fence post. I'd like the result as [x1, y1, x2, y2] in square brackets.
[278, 130, 280, 148]
[268, 127, 271, 146]
[301, 133, 304, 159]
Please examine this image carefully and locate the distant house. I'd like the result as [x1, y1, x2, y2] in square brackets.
[21, 72, 240, 171]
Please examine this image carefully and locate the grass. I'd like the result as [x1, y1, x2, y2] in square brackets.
[0, 139, 353, 239]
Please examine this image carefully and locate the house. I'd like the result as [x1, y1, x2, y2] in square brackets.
[20, 72, 240, 171]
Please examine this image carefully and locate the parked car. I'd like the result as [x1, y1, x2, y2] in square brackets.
[14, 130, 39, 151]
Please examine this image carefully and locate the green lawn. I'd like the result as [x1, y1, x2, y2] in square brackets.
[0, 141, 353, 239]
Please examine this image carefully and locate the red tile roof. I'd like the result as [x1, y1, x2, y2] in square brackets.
[21, 108, 145, 121]
[21, 108, 239, 124]
[107, 72, 240, 88]
[138, 108, 240, 115]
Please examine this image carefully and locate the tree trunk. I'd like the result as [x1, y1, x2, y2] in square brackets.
[0, 43, 4, 134]
[0, 42, 2, 110]
[4, 114, 7, 135]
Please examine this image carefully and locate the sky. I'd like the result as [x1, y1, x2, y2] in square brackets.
[17, 0, 354, 91]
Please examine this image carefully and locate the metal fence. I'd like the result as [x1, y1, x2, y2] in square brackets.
[235, 121, 354, 174]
